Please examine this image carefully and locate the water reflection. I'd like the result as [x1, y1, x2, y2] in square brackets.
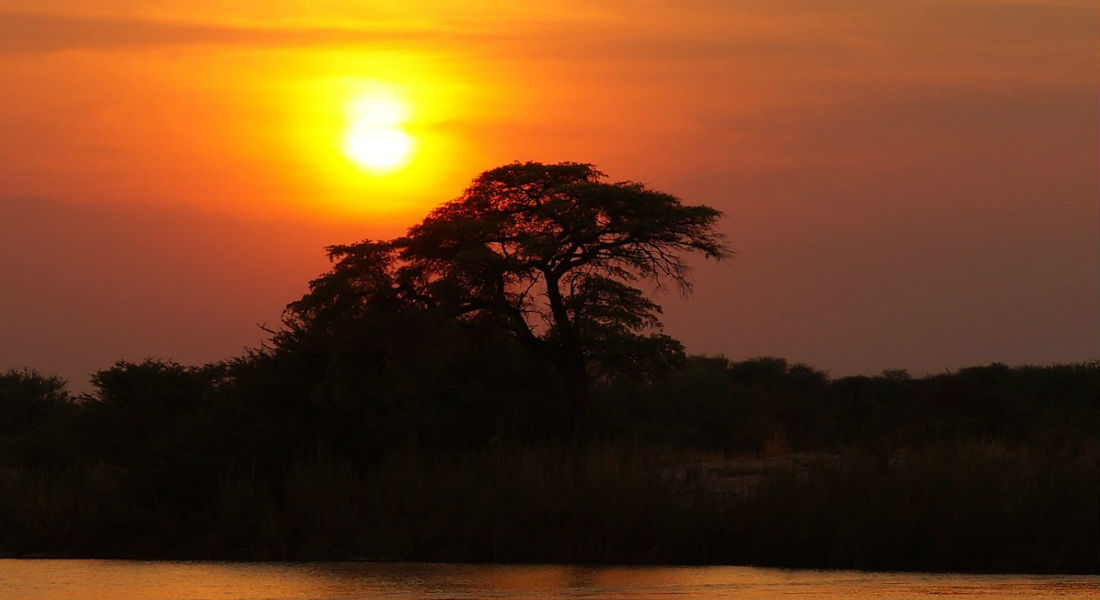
[1, 560, 1096, 600]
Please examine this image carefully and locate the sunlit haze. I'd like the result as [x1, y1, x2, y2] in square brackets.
[1, 0, 1097, 390]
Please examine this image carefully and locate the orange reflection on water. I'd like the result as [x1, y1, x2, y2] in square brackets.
[2, 560, 1098, 600]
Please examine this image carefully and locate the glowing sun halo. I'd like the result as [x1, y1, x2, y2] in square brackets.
[342, 95, 414, 172]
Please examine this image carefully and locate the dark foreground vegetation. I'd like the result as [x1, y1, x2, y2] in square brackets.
[0, 359, 1096, 573]
[2, 163, 1097, 573]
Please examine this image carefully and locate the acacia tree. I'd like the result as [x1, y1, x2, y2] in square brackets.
[286, 161, 729, 431]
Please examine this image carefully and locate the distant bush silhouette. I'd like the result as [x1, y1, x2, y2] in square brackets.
[0, 369, 70, 433]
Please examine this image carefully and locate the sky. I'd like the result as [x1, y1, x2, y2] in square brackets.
[1, 0, 1097, 390]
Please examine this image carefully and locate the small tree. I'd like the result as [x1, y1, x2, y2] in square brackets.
[287, 161, 730, 432]
[0, 368, 71, 434]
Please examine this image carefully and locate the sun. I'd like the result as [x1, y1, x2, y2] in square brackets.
[344, 120, 412, 171]
[342, 95, 414, 173]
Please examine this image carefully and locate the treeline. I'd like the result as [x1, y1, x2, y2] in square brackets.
[1, 355, 1096, 572]
[600, 357, 1100, 454]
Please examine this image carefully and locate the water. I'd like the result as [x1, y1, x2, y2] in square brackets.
[0, 560, 1096, 599]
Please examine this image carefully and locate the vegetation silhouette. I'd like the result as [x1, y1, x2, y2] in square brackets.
[0, 163, 1097, 572]
[283, 161, 729, 435]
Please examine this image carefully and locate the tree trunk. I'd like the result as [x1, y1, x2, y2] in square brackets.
[544, 271, 591, 439]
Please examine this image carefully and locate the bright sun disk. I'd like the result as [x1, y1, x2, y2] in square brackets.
[342, 94, 414, 172]
[344, 120, 412, 171]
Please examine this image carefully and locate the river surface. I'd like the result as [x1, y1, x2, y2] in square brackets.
[1, 560, 1096, 599]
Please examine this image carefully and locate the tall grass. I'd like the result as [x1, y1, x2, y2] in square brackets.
[730, 444, 1099, 573]
[1, 441, 1095, 572]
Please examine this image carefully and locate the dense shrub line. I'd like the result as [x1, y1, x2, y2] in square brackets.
[0, 359, 1096, 573]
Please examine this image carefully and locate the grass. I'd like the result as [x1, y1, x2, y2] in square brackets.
[8, 441, 1091, 572]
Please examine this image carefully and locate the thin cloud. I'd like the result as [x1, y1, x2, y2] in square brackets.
[0, 12, 492, 54]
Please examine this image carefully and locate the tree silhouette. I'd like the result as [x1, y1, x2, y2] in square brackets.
[287, 161, 729, 432]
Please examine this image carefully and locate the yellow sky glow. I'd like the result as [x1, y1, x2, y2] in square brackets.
[275, 60, 486, 219]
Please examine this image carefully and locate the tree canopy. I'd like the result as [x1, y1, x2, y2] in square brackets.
[285, 161, 731, 429]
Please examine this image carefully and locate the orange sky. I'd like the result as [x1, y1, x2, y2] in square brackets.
[1, 0, 1097, 389]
